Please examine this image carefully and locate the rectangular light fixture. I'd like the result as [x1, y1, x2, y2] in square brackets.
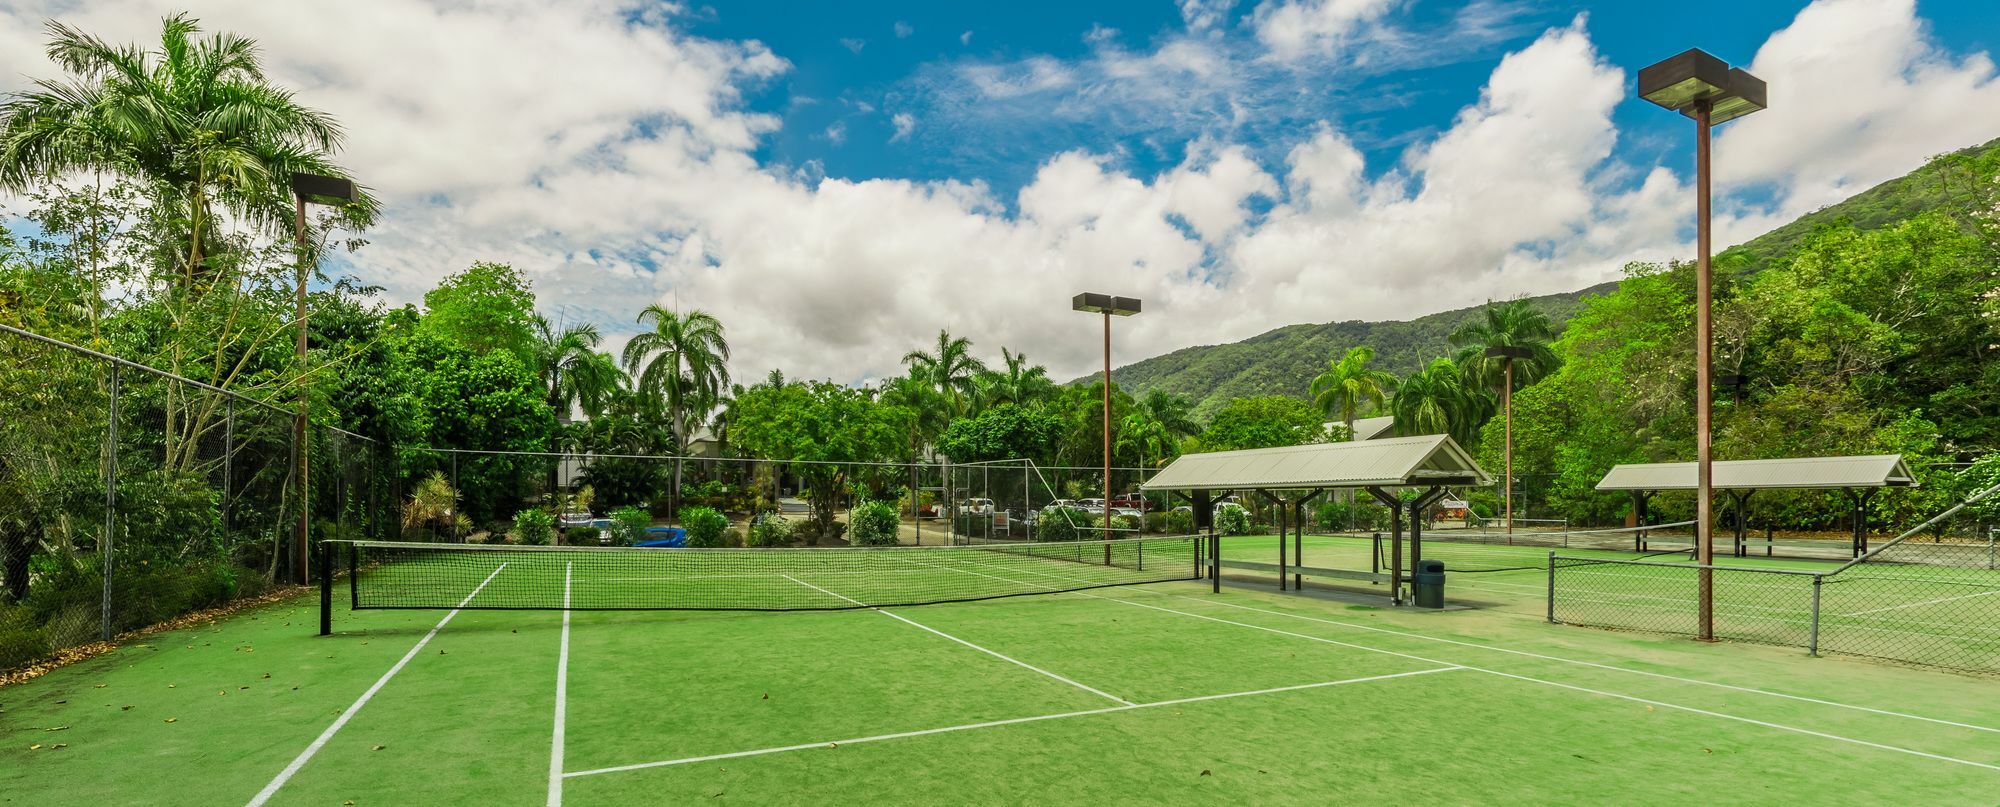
[1638, 49, 1766, 124]
[1072, 292, 1141, 316]
[291, 172, 359, 205]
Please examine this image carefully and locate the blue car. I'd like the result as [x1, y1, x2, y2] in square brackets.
[636, 526, 687, 548]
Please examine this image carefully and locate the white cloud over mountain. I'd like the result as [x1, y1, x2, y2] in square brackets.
[1, 0, 1995, 386]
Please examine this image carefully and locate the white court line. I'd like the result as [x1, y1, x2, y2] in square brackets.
[1837, 588, 2000, 617]
[246, 563, 510, 807]
[934, 554, 2000, 751]
[548, 562, 573, 807]
[945, 548, 2000, 736]
[780, 574, 1132, 706]
[564, 666, 1461, 778]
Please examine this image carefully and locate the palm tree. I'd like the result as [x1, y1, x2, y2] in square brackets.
[879, 372, 951, 519]
[1116, 411, 1175, 469]
[0, 14, 377, 282]
[532, 317, 623, 423]
[1309, 346, 1397, 441]
[1449, 300, 1561, 391]
[1137, 389, 1201, 441]
[622, 306, 731, 453]
[978, 347, 1055, 409]
[903, 330, 986, 416]
[1392, 358, 1488, 446]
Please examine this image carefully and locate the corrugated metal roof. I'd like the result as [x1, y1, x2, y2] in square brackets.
[1595, 454, 1916, 491]
[1141, 434, 1490, 491]
[1320, 415, 1395, 442]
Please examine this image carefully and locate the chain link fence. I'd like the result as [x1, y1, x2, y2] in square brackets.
[0, 325, 379, 672]
[1550, 483, 2000, 674]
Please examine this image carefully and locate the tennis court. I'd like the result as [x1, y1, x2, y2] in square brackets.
[7, 534, 2000, 805]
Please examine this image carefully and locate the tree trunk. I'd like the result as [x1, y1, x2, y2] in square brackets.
[0, 520, 33, 603]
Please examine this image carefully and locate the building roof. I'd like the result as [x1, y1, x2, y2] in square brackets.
[1595, 455, 1917, 492]
[1141, 434, 1491, 492]
[1324, 415, 1396, 442]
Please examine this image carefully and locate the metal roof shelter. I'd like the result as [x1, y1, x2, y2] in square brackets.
[1325, 415, 1395, 442]
[1143, 435, 1491, 606]
[1595, 455, 1916, 557]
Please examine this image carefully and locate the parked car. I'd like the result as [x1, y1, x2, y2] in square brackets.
[1078, 498, 1107, 513]
[1110, 494, 1152, 512]
[558, 511, 595, 528]
[964, 498, 995, 515]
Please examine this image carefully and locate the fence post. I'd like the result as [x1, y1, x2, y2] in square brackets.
[1989, 527, 1996, 571]
[1546, 551, 1556, 624]
[319, 540, 333, 636]
[1808, 574, 1823, 657]
[222, 400, 233, 545]
[101, 364, 120, 641]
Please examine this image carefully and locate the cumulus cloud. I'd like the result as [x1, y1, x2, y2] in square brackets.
[1716, 0, 2000, 215]
[894, 21, 913, 38]
[0, 0, 1991, 387]
[1251, 0, 1401, 62]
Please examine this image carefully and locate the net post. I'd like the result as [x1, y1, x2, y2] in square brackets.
[1545, 551, 1556, 624]
[1210, 529, 1220, 594]
[319, 540, 333, 636]
[1371, 532, 1381, 578]
[1808, 574, 1822, 657]
[101, 364, 119, 642]
[348, 541, 359, 610]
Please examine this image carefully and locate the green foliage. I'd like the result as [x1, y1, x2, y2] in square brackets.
[1391, 357, 1491, 446]
[1164, 509, 1195, 535]
[748, 513, 793, 547]
[606, 506, 651, 547]
[677, 506, 728, 548]
[849, 499, 901, 546]
[511, 508, 555, 546]
[1215, 505, 1251, 536]
[420, 262, 537, 359]
[1957, 456, 2000, 525]
[938, 404, 1063, 462]
[1035, 507, 1086, 542]
[1197, 395, 1326, 451]
[564, 526, 601, 546]
[729, 379, 908, 542]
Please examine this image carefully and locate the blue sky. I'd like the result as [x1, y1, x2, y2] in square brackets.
[2, 0, 1998, 383]
[702, 0, 1997, 204]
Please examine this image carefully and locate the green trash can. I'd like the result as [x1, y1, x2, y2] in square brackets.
[1413, 559, 1446, 609]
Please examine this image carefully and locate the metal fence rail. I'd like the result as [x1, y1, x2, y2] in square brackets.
[1549, 484, 2000, 674]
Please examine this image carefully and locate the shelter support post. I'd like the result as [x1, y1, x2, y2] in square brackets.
[1844, 487, 1879, 557]
[1727, 490, 1756, 558]
[1366, 487, 1403, 605]
[1293, 490, 1324, 590]
[1257, 490, 1286, 590]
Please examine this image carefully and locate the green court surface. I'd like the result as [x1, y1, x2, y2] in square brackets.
[7, 544, 2000, 805]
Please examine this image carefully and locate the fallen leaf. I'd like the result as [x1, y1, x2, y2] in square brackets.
[1199, 770, 1212, 777]
[164, 718, 177, 723]
[94, 683, 106, 688]
[761, 694, 769, 700]
[438, 650, 446, 655]
[1703, 748, 1713, 754]
[344, 801, 355, 806]
[121, 706, 132, 711]
[30, 743, 41, 750]
[240, 686, 250, 690]
[372, 745, 385, 751]
[51, 743, 66, 749]
[262, 673, 271, 679]
[45, 726, 69, 732]
[167, 684, 176, 688]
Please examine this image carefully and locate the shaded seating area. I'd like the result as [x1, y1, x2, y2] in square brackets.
[1595, 454, 1917, 557]
[1141, 435, 1491, 606]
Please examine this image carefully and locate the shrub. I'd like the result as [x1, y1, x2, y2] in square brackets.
[679, 506, 729, 548]
[607, 506, 651, 546]
[1035, 506, 1086, 542]
[565, 526, 601, 546]
[1216, 505, 1251, 536]
[1142, 512, 1170, 534]
[850, 499, 901, 546]
[748, 513, 793, 547]
[1165, 509, 1195, 535]
[511, 508, 555, 546]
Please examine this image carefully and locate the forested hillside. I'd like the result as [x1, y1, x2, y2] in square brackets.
[1109, 136, 2000, 419]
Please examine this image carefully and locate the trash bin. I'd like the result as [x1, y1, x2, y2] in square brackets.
[1413, 559, 1446, 609]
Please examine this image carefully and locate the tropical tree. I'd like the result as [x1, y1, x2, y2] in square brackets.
[1450, 299, 1561, 393]
[1137, 388, 1201, 441]
[1308, 346, 1397, 441]
[0, 13, 377, 283]
[622, 306, 731, 452]
[1392, 357, 1490, 446]
[903, 329, 986, 416]
[977, 347, 1055, 409]
[1196, 395, 1326, 451]
[1117, 411, 1176, 468]
[531, 316, 622, 423]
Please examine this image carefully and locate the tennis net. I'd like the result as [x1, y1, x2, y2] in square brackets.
[1376, 521, 1700, 573]
[327, 534, 1205, 615]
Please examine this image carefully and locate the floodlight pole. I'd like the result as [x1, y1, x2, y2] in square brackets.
[1694, 98, 1716, 640]
[1503, 357, 1514, 542]
[1638, 48, 1763, 643]
[1102, 310, 1113, 543]
[291, 194, 311, 586]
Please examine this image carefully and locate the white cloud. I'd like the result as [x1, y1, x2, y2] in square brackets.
[839, 37, 865, 54]
[1180, 0, 1238, 31]
[823, 121, 847, 144]
[0, 0, 1992, 389]
[1716, 0, 2000, 215]
[894, 21, 913, 39]
[960, 30, 972, 46]
[1251, 0, 1401, 62]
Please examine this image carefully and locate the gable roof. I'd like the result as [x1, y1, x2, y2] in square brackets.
[1595, 455, 1917, 491]
[1141, 434, 1490, 492]
[1323, 415, 1396, 442]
